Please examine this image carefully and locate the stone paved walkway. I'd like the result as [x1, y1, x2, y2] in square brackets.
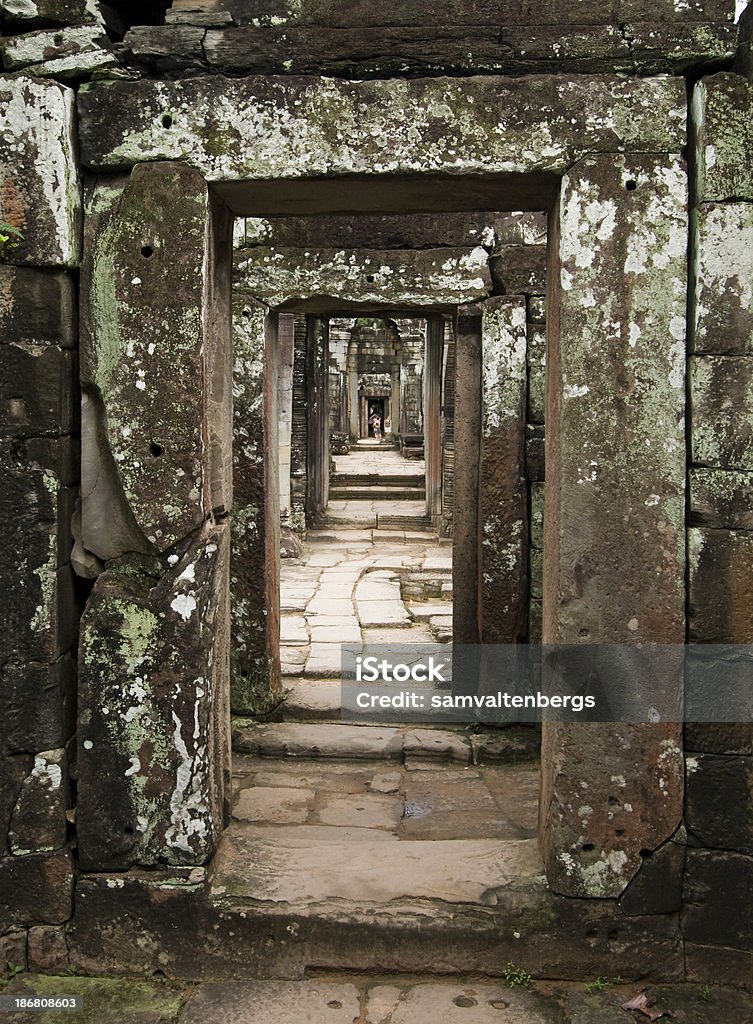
[280, 528, 452, 680]
[4, 974, 750, 1023]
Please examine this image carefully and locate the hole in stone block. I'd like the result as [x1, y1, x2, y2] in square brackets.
[366, 274, 375, 282]
[640, 847, 653, 858]
[453, 996, 478, 1008]
[489, 1001, 509, 1010]
[162, 114, 173, 129]
[150, 441, 164, 457]
[616, 828, 625, 837]
[582, 842, 595, 851]
[124, 826, 134, 834]
[141, 245, 154, 258]
[625, 179, 637, 191]
[327, 1002, 342, 1010]
[54, 33, 63, 44]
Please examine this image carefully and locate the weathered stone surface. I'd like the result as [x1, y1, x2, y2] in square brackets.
[0, 76, 80, 267]
[528, 296, 546, 324]
[9, 748, 68, 854]
[0, 266, 76, 347]
[77, 522, 230, 870]
[235, 246, 491, 310]
[618, 828, 685, 915]
[231, 298, 280, 714]
[3, 975, 187, 1024]
[78, 75, 686, 186]
[241, 212, 500, 250]
[540, 155, 687, 898]
[689, 468, 753, 529]
[526, 424, 545, 481]
[683, 849, 753, 953]
[690, 355, 753, 469]
[123, 19, 733, 78]
[0, 929, 26, 975]
[490, 245, 546, 296]
[0, 25, 109, 70]
[688, 527, 753, 642]
[1, 438, 78, 663]
[0, 657, 76, 754]
[22, 46, 118, 79]
[180, 980, 360, 1024]
[527, 326, 547, 424]
[695, 72, 753, 203]
[0, 0, 105, 26]
[693, 203, 753, 355]
[0, 754, 32, 853]
[0, 848, 73, 925]
[233, 723, 403, 760]
[80, 163, 232, 555]
[686, 753, 753, 855]
[476, 298, 528, 643]
[27, 924, 68, 972]
[685, 721, 753, 754]
[0, 342, 77, 437]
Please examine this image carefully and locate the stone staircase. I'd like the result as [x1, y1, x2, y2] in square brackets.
[328, 471, 426, 503]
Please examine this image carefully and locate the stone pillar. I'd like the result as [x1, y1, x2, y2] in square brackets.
[391, 361, 401, 442]
[277, 314, 295, 521]
[540, 154, 687, 897]
[0, 75, 81, 926]
[478, 297, 528, 643]
[77, 161, 233, 869]
[440, 321, 456, 537]
[453, 307, 482, 644]
[347, 337, 359, 442]
[305, 316, 329, 520]
[230, 299, 281, 716]
[290, 315, 308, 533]
[424, 318, 443, 523]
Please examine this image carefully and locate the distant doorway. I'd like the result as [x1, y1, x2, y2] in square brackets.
[365, 397, 385, 438]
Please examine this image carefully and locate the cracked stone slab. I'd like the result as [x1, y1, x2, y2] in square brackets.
[233, 786, 315, 824]
[314, 792, 403, 830]
[357, 600, 412, 626]
[232, 723, 403, 760]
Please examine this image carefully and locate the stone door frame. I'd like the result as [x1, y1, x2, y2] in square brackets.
[77, 72, 688, 897]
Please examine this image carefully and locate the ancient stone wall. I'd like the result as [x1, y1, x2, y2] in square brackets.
[1, 0, 751, 983]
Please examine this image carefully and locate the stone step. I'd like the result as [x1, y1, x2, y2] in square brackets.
[330, 472, 425, 487]
[329, 485, 426, 500]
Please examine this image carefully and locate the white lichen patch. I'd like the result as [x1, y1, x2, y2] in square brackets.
[481, 299, 527, 431]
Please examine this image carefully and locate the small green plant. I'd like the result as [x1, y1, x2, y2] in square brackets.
[6, 962, 23, 979]
[584, 976, 610, 993]
[700, 984, 713, 1002]
[0, 221, 23, 255]
[502, 962, 533, 988]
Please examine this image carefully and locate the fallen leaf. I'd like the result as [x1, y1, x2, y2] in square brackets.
[621, 991, 670, 1020]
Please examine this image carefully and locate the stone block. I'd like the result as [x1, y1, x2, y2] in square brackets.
[683, 849, 753, 953]
[78, 75, 686, 184]
[530, 481, 544, 550]
[241, 212, 499, 250]
[494, 212, 547, 246]
[9, 748, 69, 855]
[489, 245, 546, 296]
[235, 246, 492, 309]
[685, 722, 753, 754]
[525, 424, 545, 481]
[0, 343, 77, 438]
[0, 929, 27, 975]
[689, 527, 753, 642]
[693, 203, 753, 355]
[27, 925, 68, 973]
[691, 355, 753, 469]
[0, 0, 105, 26]
[0, 434, 80, 661]
[689, 468, 753, 529]
[0, 266, 76, 347]
[80, 163, 232, 555]
[686, 753, 753, 856]
[0, 849, 74, 926]
[77, 522, 230, 870]
[0, 754, 33, 854]
[0, 25, 109, 70]
[540, 154, 687, 897]
[0, 76, 80, 267]
[231, 297, 280, 715]
[695, 73, 753, 202]
[0, 656, 76, 754]
[527, 296, 546, 324]
[123, 25, 206, 72]
[527, 326, 546, 424]
[619, 829, 685, 915]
